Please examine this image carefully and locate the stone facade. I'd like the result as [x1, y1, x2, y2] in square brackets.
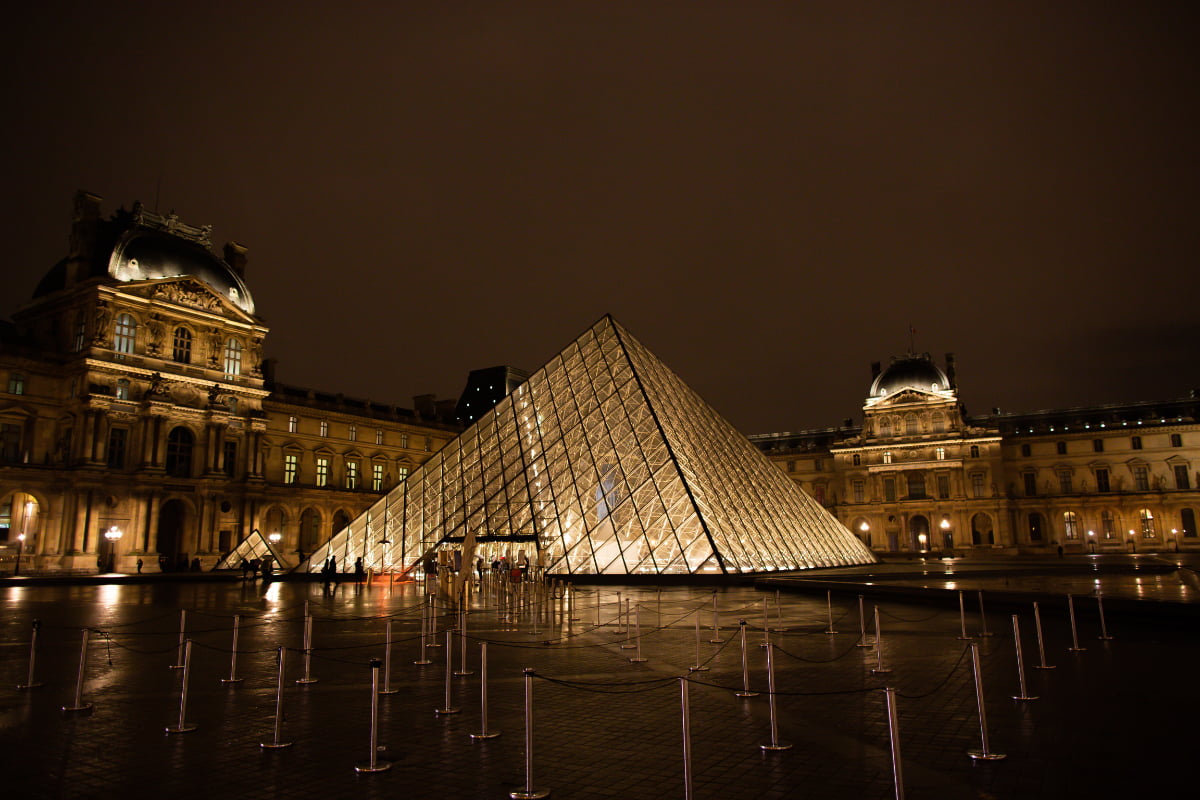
[752, 352, 1200, 557]
[0, 193, 458, 573]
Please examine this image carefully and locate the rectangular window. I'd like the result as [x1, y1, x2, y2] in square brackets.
[1131, 436, 1143, 450]
[424, 436, 432, 452]
[400, 433, 409, 449]
[1171, 433, 1183, 447]
[969, 445, 980, 458]
[882, 451, 892, 465]
[397, 466, 409, 483]
[319, 420, 329, 437]
[786, 460, 796, 473]
[223, 440, 237, 477]
[116, 379, 130, 400]
[1093, 439, 1104, 453]
[1021, 443, 1031, 457]
[1064, 512, 1078, 539]
[1023, 473, 1038, 497]
[1134, 466, 1149, 492]
[971, 473, 985, 498]
[288, 416, 298, 433]
[348, 425, 357, 442]
[937, 474, 950, 499]
[375, 429, 384, 446]
[316, 457, 329, 487]
[935, 447, 946, 461]
[7, 373, 25, 395]
[1059, 471, 1073, 494]
[1056, 441, 1067, 455]
[373, 463, 384, 491]
[814, 458, 823, 472]
[884, 478, 896, 502]
[106, 427, 127, 469]
[813, 485, 826, 504]
[1101, 511, 1115, 539]
[1095, 468, 1110, 493]
[907, 473, 926, 499]
[853, 480, 865, 503]
[852, 454, 861, 466]
[284, 453, 298, 484]
[1, 423, 22, 463]
[1175, 464, 1190, 490]
[345, 461, 358, 489]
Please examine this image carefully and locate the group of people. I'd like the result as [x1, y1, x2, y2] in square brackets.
[239, 557, 274, 581]
[320, 555, 366, 586]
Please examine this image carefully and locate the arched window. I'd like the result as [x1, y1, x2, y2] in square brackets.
[223, 338, 243, 378]
[1063, 511, 1078, 540]
[113, 313, 136, 357]
[172, 327, 192, 363]
[879, 417, 892, 437]
[1139, 508, 1155, 538]
[299, 508, 322, 552]
[165, 427, 194, 477]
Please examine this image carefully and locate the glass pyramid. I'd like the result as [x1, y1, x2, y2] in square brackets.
[308, 316, 876, 576]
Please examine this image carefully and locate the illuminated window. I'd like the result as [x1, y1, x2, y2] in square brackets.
[172, 327, 192, 363]
[284, 453, 298, 484]
[316, 457, 329, 487]
[1063, 511, 1078, 539]
[1058, 471, 1073, 494]
[400, 433, 409, 449]
[1174, 464, 1190, 490]
[116, 378, 130, 400]
[1139, 508, 1155, 538]
[1134, 466, 1149, 491]
[373, 463, 384, 491]
[883, 451, 893, 465]
[1131, 436, 1142, 450]
[971, 473, 985, 498]
[288, 416, 298, 433]
[397, 466, 409, 483]
[7, 373, 25, 395]
[1101, 510, 1115, 539]
[113, 313, 136, 357]
[375, 429, 384, 445]
[223, 338, 243, 378]
[1023, 472, 1037, 497]
[1093, 439, 1104, 453]
[345, 461, 359, 489]
[106, 427, 127, 469]
[319, 420, 329, 437]
[935, 447, 946, 460]
[348, 425, 357, 442]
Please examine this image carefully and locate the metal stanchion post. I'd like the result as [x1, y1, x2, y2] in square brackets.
[1067, 594, 1086, 652]
[471, 642, 501, 740]
[17, 619, 44, 690]
[680, 677, 693, 800]
[760, 597, 770, 648]
[296, 611, 318, 684]
[455, 611, 473, 676]
[355, 658, 392, 773]
[596, 590, 601, 627]
[976, 591, 994, 637]
[957, 591, 971, 640]
[621, 599, 635, 649]
[1011, 615, 1037, 701]
[415, 604, 433, 665]
[509, 668, 549, 799]
[857, 595, 872, 647]
[709, 591, 721, 643]
[629, 605, 648, 663]
[616, 592, 625, 634]
[736, 620, 759, 697]
[825, 590, 838, 635]
[871, 606, 891, 674]
[221, 615, 243, 684]
[62, 628, 93, 712]
[261, 647, 292, 749]
[171, 610, 187, 669]
[966, 642, 1005, 760]
[884, 687, 905, 800]
[690, 613, 709, 672]
[1032, 601, 1055, 669]
[760, 643, 792, 751]
[165, 640, 198, 733]
[774, 589, 783, 632]
[380, 620, 399, 694]
[569, 584, 579, 622]
[436, 630, 460, 715]
[1096, 591, 1114, 640]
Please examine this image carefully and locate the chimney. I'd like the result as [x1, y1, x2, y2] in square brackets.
[945, 352, 957, 389]
[413, 394, 437, 418]
[223, 241, 248, 279]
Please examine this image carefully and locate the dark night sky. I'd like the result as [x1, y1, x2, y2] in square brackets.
[3, 2, 1198, 433]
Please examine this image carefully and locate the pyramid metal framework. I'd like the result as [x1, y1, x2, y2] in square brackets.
[214, 529, 293, 571]
[308, 316, 876, 576]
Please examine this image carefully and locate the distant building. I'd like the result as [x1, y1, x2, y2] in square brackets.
[752, 352, 1199, 555]
[456, 365, 529, 424]
[0, 192, 459, 573]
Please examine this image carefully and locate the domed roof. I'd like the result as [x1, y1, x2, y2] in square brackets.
[110, 229, 255, 315]
[869, 353, 950, 399]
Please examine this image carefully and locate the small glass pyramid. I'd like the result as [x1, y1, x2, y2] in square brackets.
[309, 316, 875, 575]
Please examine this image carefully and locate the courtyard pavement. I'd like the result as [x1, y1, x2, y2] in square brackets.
[2, 556, 1198, 799]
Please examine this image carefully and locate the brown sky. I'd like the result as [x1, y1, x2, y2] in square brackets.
[3, 1, 1198, 433]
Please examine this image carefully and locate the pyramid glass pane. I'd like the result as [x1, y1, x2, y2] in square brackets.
[308, 316, 876, 576]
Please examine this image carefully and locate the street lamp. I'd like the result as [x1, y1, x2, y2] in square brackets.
[917, 532, 928, 552]
[859, 520, 870, 548]
[1172, 528, 1179, 553]
[15, 533, 25, 576]
[104, 526, 123, 573]
[268, 532, 282, 545]
[1088, 530, 1096, 554]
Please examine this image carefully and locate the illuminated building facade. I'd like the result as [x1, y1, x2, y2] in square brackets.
[311, 316, 875, 576]
[753, 353, 1200, 556]
[0, 192, 459, 573]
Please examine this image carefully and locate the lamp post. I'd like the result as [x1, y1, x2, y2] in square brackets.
[1088, 530, 1096, 554]
[1172, 528, 1179, 553]
[268, 532, 282, 546]
[917, 532, 927, 553]
[859, 520, 870, 549]
[104, 526, 123, 573]
[15, 533, 25, 576]
[940, 517, 952, 552]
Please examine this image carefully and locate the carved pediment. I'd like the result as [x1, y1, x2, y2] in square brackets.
[123, 278, 253, 320]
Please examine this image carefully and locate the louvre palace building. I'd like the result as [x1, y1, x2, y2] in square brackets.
[0, 192, 460, 573]
[2, 193, 1197, 575]
[751, 354, 1200, 557]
